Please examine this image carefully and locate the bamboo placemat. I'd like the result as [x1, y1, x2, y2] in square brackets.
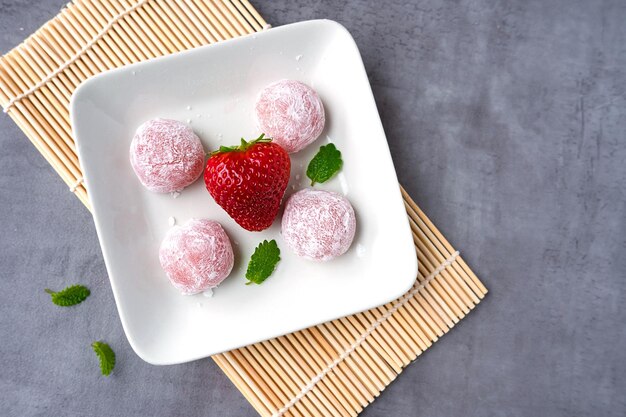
[0, 1, 488, 416]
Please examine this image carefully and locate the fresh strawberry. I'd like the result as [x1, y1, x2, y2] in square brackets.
[204, 134, 291, 231]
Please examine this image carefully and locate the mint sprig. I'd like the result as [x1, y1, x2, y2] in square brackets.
[245, 240, 281, 285]
[92, 341, 116, 376]
[45, 285, 90, 307]
[306, 143, 343, 185]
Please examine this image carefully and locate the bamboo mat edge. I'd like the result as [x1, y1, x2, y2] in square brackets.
[215, 186, 487, 417]
[0, 2, 488, 417]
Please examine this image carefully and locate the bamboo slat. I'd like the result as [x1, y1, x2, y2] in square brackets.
[0, 2, 487, 416]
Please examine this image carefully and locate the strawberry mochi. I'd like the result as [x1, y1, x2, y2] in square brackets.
[130, 118, 205, 193]
[281, 189, 356, 261]
[254, 79, 325, 153]
[159, 219, 234, 295]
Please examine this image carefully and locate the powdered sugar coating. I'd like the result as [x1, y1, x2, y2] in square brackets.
[130, 118, 205, 193]
[159, 219, 234, 295]
[255, 79, 325, 153]
[282, 189, 356, 261]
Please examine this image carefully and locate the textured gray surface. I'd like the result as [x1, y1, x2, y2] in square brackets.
[1, 0, 625, 416]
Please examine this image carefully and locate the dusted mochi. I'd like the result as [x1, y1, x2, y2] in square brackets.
[159, 219, 234, 295]
[130, 118, 205, 193]
[281, 189, 356, 261]
[255, 79, 325, 153]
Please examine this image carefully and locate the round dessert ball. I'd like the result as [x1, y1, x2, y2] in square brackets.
[282, 189, 356, 261]
[130, 118, 205, 193]
[255, 79, 325, 153]
[159, 219, 234, 295]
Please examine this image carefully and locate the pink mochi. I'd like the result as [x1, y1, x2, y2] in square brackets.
[255, 79, 326, 153]
[130, 118, 205, 193]
[159, 219, 234, 295]
[281, 189, 356, 261]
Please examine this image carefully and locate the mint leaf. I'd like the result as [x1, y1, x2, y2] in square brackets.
[245, 240, 281, 285]
[306, 143, 343, 185]
[45, 285, 90, 307]
[92, 341, 116, 376]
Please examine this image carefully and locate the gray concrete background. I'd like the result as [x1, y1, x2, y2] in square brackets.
[1, 0, 625, 416]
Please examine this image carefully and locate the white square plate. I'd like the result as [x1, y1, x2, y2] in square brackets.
[71, 20, 417, 365]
